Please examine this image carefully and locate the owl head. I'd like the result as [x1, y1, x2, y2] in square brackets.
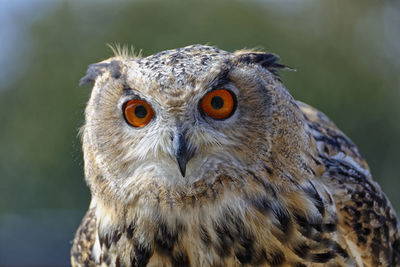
[81, 45, 314, 202]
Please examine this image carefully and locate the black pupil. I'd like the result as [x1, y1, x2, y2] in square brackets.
[211, 96, 224, 109]
[135, 105, 147, 118]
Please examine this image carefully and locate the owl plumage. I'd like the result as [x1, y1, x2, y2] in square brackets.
[71, 45, 400, 267]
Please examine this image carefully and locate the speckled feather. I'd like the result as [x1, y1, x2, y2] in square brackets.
[71, 45, 400, 267]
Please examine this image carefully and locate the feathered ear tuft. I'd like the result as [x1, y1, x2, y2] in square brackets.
[232, 51, 294, 79]
[79, 60, 123, 86]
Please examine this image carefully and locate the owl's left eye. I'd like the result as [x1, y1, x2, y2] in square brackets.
[200, 89, 236, 120]
[123, 99, 154, 127]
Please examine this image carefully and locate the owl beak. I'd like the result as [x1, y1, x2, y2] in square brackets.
[172, 132, 192, 177]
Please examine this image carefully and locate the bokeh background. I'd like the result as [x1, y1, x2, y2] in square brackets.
[0, 0, 399, 266]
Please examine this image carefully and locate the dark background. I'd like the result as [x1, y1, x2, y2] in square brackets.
[0, 0, 399, 266]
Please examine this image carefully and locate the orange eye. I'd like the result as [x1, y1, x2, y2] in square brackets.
[123, 99, 154, 127]
[200, 89, 236, 120]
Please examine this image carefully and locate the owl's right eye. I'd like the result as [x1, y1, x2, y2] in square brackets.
[123, 99, 154, 127]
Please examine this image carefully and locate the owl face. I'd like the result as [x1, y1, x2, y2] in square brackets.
[82, 45, 304, 192]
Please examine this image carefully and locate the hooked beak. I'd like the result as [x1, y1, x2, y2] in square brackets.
[172, 132, 193, 177]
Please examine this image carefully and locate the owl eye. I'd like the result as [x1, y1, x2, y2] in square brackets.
[200, 89, 236, 120]
[123, 99, 154, 127]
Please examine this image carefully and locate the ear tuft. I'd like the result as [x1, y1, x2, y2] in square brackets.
[79, 61, 123, 86]
[233, 52, 294, 79]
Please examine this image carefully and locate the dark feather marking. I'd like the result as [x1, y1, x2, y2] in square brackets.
[293, 212, 312, 237]
[250, 195, 291, 233]
[207, 68, 230, 91]
[235, 229, 255, 264]
[126, 223, 136, 239]
[320, 239, 349, 259]
[235, 247, 253, 264]
[191, 195, 196, 206]
[155, 223, 179, 253]
[302, 162, 316, 176]
[362, 227, 371, 236]
[311, 156, 322, 166]
[352, 222, 362, 232]
[321, 156, 377, 193]
[122, 84, 138, 96]
[95, 174, 105, 183]
[247, 170, 276, 197]
[199, 224, 211, 245]
[99, 233, 111, 249]
[249, 249, 268, 265]
[171, 249, 190, 267]
[113, 230, 122, 243]
[292, 242, 310, 259]
[108, 61, 122, 79]
[213, 209, 257, 264]
[263, 164, 273, 175]
[321, 223, 337, 232]
[265, 249, 285, 266]
[313, 223, 322, 232]
[293, 263, 307, 267]
[213, 220, 234, 257]
[272, 202, 291, 233]
[303, 182, 325, 216]
[311, 251, 335, 263]
[103, 253, 111, 265]
[131, 241, 153, 267]
[314, 135, 341, 151]
[358, 235, 367, 244]
[250, 196, 272, 214]
[392, 239, 400, 265]
[293, 212, 325, 242]
[333, 243, 349, 259]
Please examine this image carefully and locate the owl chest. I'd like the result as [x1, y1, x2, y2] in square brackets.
[92, 189, 350, 267]
[93, 202, 284, 267]
[93, 201, 314, 267]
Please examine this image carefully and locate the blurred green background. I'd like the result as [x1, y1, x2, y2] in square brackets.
[0, 0, 399, 266]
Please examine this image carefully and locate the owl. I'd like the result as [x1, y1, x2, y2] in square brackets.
[71, 44, 400, 267]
